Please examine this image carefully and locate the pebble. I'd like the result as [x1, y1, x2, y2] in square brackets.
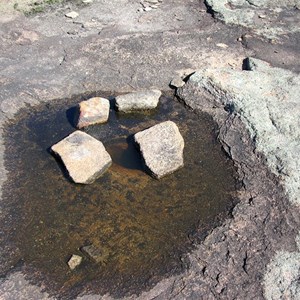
[82, 0, 93, 3]
[68, 254, 82, 270]
[65, 11, 79, 19]
[216, 43, 229, 49]
[144, 7, 152, 11]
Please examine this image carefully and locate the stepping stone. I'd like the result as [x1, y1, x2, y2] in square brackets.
[67, 254, 82, 270]
[51, 131, 112, 184]
[134, 121, 184, 179]
[77, 97, 110, 129]
[115, 90, 161, 112]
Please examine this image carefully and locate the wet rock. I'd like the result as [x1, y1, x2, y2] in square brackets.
[115, 90, 161, 112]
[67, 254, 82, 270]
[77, 97, 110, 129]
[81, 244, 109, 264]
[177, 57, 300, 204]
[65, 11, 79, 19]
[170, 76, 185, 88]
[51, 131, 112, 184]
[134, 121, 184, 178]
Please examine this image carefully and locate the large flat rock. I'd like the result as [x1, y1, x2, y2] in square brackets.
[51, 131, 112, 184]
[115, 90, 161, 112]
[134, 121, 184, 178]
[77, 97, 110, 129]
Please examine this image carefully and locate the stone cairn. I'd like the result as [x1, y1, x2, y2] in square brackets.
[50, 89, 185, 269]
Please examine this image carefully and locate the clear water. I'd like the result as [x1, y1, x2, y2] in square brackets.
[1, 92, 238, 298]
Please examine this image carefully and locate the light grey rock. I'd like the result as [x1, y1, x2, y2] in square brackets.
[205, 0, 300, 38]
[264, 251, 300, 300]
[67, 254, 82, 270]
[51, 131, 112, 184]
[134, 121, 184, 179]
[77, 97, 110, 129]
[65, 11, 79, 19]
[178, 57, 300, 205]
[170, 76, 185, 88]
[115, 90, 161, 112]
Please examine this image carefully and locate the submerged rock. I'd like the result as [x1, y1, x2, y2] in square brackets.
[81, 244, 109, 264]
[115, 90, 161, 112]
[77, 97, 110, 129]
[134, 121, 184, 178]
[67, 254, 82, 270]
[51, 131, 112, 184]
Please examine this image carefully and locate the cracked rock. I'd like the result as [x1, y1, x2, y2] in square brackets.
[134, 121, 184, 178]
[115, 90, 161, 112]
[51, 131, 112, 184]
[77, 97, 110, 129]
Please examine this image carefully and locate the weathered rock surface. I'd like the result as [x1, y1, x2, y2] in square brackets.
[77, 97, 110, 129]
[51, 131, 112, 184]
[264, 251, 300, 300]
[67, 254, 82, 270]
[178, 57, 300, 205]
[134, 121, 184, 178]
[205, 0, 300, 38]
[177, 57, 300, 300]
[115, 90, 161, 112]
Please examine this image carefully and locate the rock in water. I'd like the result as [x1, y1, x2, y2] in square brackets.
[77, 97, 110, 129]
[51, 131, 112, 184]
[67, 254, 82, 270]
[134, 121, 184, 178]
[81, 244, 109, 264]
[115, 90, 161, 112]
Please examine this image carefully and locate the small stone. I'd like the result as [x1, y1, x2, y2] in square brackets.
[115, 90, 161, 113]
[68, 254, 82, 270]
[144, 7, 152, 11]
[65, 11, 79, 19]
[81, 244, 109, 264]
[134, 121, 184, 178]
[51, 131, 112, 184]
[82, 0, 93, 3]
[258, 14, 267, 19]
[170, 76, 185, 88]
[216, 43, 229, 49]
[150, 5, 158, 9]
[146, 0, 159, 3]
[77, 97, 110, 129]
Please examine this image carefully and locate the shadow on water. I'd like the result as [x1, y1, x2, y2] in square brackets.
[1, 91, 239, 299]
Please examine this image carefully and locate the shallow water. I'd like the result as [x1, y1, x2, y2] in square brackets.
[1, 92, 237, 298]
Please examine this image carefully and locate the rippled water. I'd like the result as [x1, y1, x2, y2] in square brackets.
[1, 92, 237, 298]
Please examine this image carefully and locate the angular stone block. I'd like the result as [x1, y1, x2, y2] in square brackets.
[115, 90, 161, 112]
[77, 97, 110, 129]
[51, 131, 112, 184]
[67, 254, 82, 270]
[134, 121, 184, 178]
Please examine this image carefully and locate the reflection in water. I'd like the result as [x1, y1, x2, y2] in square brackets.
[1, 92, 237, 298]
